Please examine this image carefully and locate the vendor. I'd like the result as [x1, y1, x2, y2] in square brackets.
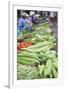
[17, 13, 33, 36]
[17, 13, 27, 31]
[34, 14, 40, 24]
[25, 14, 33, 32]
[29, 11, 36, 24]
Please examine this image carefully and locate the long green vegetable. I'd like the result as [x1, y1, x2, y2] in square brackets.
[17, 22, 58, 79]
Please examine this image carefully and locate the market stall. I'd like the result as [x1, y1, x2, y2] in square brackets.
[17, 11, 58, 79]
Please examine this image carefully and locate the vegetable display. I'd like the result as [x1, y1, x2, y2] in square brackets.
[17, 22, 58, 79]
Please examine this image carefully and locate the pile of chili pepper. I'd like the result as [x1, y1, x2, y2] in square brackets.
[17, 41, 32, 50]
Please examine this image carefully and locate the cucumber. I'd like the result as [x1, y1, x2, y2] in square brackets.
[23, 45, 50, 53]
[17, 57, 40, 64]
[18, 59, 36, 65]
[38, 64, 45, 76]
[53, 60, 58, 69]
[52, 66, 58, 78]
[26, 41, 49, 49]
[46, 60, 52, 71]
[17, 51, 38, 60]
[38, 52, 47, 61]
[44, 60, 52, 77]
[53, 62, 58, 69]
[23, 42, 55, 53]
[44, 68, 48, 77]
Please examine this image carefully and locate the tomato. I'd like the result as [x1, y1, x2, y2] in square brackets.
[17, 41, 32, 50]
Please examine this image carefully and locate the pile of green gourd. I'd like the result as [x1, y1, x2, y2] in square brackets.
[17, 22, 58, 79]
